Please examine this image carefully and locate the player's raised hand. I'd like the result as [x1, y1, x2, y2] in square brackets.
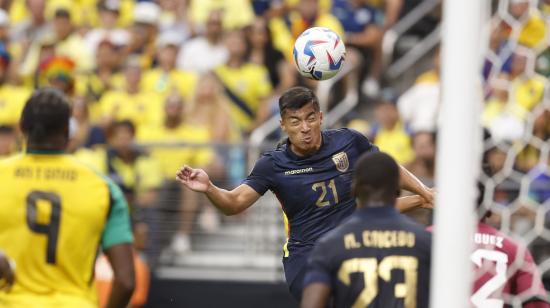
[176, 165, 211, 192]
[0, 251, 14, 292]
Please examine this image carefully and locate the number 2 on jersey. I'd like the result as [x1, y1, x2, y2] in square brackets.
[471, 249, 508, 308]
[312, 179, 339, 207]
[26, 190, 62, 264]
[338, 256, 418, 308]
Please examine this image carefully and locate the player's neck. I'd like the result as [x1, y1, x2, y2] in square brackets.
[27, 141, 66, 154]
[289, 141, 321, 157]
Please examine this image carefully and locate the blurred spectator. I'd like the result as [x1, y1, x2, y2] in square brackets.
[67, 96, 106, 152]
[187, 73, 238, 143]
[214, 29, 272, 134]
[0, 9, 9, 44]
[158, 0, 191, 38]
[99, 57, 163, 131]
[245, 16, 296, 96]
[403, 131, 435, 225]
[138, 93, 217, 254]
[84, 0, 130, 58]
[177, 9, 228, 74]
[9, 0, 51, 45]
[270, 0, 344, 60]
[0, 43, 30, 126]
[122, 1, 160, 69]
[508, 0, 547, 49]
[371, 102, 414, 164]
[397, 48, 440, 133]
[405, 131, 436, 186]
[0, 125, 17, 158]
[189, 0, 254, 30]
[332, 0, 389, 97]
[76, 39, 121, 122]
[35, 55, 75, 96]
[52, 8, 93, 72]
[100, 120, 162, 209]
[141, 31, 197, 101]
[508, 50, 545, 120]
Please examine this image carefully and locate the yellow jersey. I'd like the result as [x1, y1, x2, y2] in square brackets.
[0, 151, 133, 308]
[374, 123, 414, 165]
[141, 68, 198, 101]
[214, 64, 272, 132]
[99, 90, 164, 131]
[137, 123, 214, 178]
[0, 85, 31, 126]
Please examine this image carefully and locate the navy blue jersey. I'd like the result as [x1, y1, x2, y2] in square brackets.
[243, 128, 378, 291]
[304, 206, 432, 308]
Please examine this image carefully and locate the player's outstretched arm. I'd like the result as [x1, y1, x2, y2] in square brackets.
[396, 195, 433, 212]
[0, 251, 14, 291]
[104, 244, 135, 308]
[176, 165, 261, 216]
[301, 283, 331, 308]
[399, 165, 434, 204]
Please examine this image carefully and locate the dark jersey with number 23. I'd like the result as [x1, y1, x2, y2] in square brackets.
[304, 206, 432, 308]
[243, 128, 378, 292]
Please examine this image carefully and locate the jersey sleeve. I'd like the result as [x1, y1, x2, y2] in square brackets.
[241, 155, 274, 195]
[101, 179, 134, 250]
[303, 237, 335, 287]
[349, 128, 379, 154]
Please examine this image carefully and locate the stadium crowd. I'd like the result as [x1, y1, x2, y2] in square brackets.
[0, 0, 549, 304]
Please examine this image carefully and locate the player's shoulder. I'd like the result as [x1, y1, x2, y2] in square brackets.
[0, 153, 24, 169]
[324, 127, 367, 142]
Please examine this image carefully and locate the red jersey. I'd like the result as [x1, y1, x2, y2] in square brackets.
[472, 223, 549, 308]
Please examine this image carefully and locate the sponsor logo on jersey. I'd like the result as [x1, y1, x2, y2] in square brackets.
[284, 167, 314, 175]
[332, 152, 349, 172]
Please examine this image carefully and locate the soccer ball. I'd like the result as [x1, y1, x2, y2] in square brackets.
[293, 27, 346, 81]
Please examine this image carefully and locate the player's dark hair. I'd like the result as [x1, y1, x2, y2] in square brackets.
[20, 88, 71, 150]
[279, 86, 320, 117]
[106, 120, 136, 138]
[353, 152, 400, 206]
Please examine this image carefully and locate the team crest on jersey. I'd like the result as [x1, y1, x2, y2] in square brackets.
[332, 152, 349, 172]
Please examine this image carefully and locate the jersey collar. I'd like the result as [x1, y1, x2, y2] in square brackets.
[26, 149, 65, 155]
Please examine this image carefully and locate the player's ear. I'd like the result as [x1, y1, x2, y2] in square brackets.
[279, 118, 287, 134]
[319, 111, 323, 125]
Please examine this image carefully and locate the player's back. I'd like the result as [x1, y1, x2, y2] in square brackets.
[0, 152, 115, 308]
[305, 206, 432, 308]
[472, 223, 549, 307]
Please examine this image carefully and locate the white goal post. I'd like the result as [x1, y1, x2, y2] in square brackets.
[431, 0, 486, 307]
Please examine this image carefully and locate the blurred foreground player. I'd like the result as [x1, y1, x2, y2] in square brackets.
[470, 182, 549, 308]
[301, 152, 432, 308]
[0, 89, 135, 308]
[177, 86, 434, 300]
[0, 251, 14, 291]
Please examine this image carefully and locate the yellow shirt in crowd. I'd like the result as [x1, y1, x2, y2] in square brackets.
[214, 64, 272, 132]
[141, 69, 198, 101]
[137, 123, 214, 179]
[0, 85, 31, 126]
[99, 90, 163, 131]
[374, 122, 414, 165]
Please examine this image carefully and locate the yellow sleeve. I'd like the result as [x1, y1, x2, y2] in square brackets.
[254, 66, 273, 99]
[269, 18, 295, 61]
